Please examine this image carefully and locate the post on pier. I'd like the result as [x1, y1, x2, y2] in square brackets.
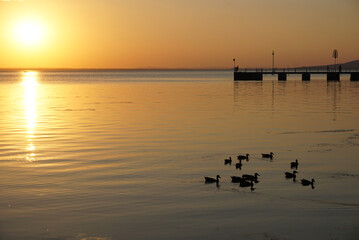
[272, 50, 275, 74]
[302, 73, 310, 81]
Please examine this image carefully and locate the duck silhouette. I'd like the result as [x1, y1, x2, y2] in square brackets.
[230, 176, 244, 183]
[237, 154, 249, 161]
[291, 159, 298, 169]
[235, 159, 243, 169]
[205, 175, 221, 184]
[243, 173, 260, 182]
[262, 152, 274, 159]
[285, 171, 298, 181]
[301, 178, 315, 189]
[224, 157, 232, 165]
[239, 179, 254, 188]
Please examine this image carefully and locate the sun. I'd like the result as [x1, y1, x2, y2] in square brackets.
[14, 20, 45, 47]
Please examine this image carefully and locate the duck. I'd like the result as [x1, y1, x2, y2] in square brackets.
[231, 176, 244, 183]
[237, 154, 249, 161]
[224, 157, 232, 165]
[242, 173, 260, 182]
[204, 175, 221, 183]
[262, 152, 274, 159]
[301, 178, 315, 187]
[239, 179, 254, 187]
[235, 161, 242, 170]
[285, 171, 298, 180]
[291, 159, 298, 169]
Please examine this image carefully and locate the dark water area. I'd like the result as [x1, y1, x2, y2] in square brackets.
[0, 70, 358, 240]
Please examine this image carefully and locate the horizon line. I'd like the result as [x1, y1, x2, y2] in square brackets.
[0, 60, 357, 72]
[0, 67, 233, 72]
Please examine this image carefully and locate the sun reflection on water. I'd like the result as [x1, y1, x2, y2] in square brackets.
[22, 71, 38, 162]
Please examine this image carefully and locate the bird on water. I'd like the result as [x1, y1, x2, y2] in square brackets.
[224, 157, 232, 165]
[285, 171, 298, 180]
[239, 179, 254, 188]
[205, 175, 221, 184]
[230, 176, 244, 183]
[262, 152, 274, 159]
[301, 178, 315, 188]
[236, 162, 243, 170]
[291, 159, 298, 169]
[243, 173, 260, 182]
[237, 154, 249, 161]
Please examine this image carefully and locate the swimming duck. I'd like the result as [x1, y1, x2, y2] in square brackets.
[239, 179, 253, 187]
[262, 152, 274, 159]
[235, 161, 242, 170]
[285, 171, 298, 179]
[291, 159, 298, 169]
[242, 173, 260, 181]
[205, 175, 221, 183]
[231, 176, 244, 183]
[301, 178, 315, 186]
[237, 154, 249, 161]
[224, 157, 232, 165]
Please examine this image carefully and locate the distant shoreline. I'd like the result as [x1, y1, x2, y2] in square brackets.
[1, 59, 358, 72]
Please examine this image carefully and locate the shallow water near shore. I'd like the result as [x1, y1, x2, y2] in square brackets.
[0, 70, 358, 240]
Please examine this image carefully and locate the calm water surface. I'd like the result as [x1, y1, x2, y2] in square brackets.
[0, 70, 358, 240]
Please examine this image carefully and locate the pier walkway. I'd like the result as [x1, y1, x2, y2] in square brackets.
[234, 68, 359, 81]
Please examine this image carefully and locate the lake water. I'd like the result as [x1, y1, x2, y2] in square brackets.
[0, 70, 358, 240]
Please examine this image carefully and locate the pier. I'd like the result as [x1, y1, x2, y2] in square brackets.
[234, 69, 359, 81]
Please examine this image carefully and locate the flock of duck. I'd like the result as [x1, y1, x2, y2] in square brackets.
[204, 152, 316, 190]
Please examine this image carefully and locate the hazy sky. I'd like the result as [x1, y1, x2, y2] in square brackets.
[1, 0, 359, 69]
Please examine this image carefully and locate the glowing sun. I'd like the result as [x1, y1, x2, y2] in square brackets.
[14, 20, 45, 46]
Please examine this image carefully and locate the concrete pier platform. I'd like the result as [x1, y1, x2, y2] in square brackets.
[234, 69, 358, 81]
[234, 72, 263, 81]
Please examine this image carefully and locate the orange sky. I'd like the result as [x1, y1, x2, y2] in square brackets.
[1, 0, 359, 69]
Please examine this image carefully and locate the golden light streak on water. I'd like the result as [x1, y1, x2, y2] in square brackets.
[22, 71, 38, 162]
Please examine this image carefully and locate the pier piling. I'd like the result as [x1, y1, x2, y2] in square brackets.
[302, 73, 310, 81]
[327, 73, 340, 81]
[350, 73, 359, 81]
[278, 73, 287, 81]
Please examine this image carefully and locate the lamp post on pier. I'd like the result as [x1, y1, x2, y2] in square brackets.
[332, 49, 338, 72]
[272, 50, 275, 74]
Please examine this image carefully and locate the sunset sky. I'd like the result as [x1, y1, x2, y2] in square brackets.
[1, 0, 359, 69]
